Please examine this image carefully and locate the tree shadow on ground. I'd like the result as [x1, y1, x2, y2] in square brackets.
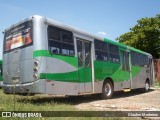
[17, 89, 155, 105]
[112, 88, 154, 99]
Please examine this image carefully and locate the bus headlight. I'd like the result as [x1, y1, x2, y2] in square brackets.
[33, 68, 38, 73]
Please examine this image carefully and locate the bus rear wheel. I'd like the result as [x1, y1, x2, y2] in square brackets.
[144, 80, 150, 92]
[102, 81, 113, 99]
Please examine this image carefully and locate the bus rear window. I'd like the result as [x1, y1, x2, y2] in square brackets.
[4, 21, 32, 52]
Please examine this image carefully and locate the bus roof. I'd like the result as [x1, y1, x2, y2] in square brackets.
[4, 15, 152, 57]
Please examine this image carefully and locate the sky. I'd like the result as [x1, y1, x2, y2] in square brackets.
[0, 0, 160, 59]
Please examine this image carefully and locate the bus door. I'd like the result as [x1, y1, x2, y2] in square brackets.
[120, 51, 132, 89]
[76, 38, 92, 93]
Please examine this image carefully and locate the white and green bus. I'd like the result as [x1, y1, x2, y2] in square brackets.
[3, 15, 154, 99]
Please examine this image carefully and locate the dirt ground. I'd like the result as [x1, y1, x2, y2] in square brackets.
[75, 87, 160, 111]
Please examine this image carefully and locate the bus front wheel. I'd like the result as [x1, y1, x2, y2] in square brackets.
[102, 81, 114, 99]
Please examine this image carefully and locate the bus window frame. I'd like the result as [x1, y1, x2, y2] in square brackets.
[131, 51, 149, 67]
[94, 39, 120, 64]
[94, 40, 109, 62]
[47, 25, 75, 57]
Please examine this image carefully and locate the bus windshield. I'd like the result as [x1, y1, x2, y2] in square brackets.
[4, 21, 32, 52]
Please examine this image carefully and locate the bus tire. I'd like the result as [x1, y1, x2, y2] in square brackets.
[143, 80, 150, 92]
[102, 81, 113, 99]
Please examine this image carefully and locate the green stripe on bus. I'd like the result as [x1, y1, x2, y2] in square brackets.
[35, 50, 143, 83]
[0, 76, 2, 81]
[94, 61, 121, 81]
[39, 68, 92, 83]
[33, 50, 78, 67]
[94, 60, 142, 82]
[110, 66, 142, 81]
[131, 66, 142, 77]
[40, 72, 78, 82]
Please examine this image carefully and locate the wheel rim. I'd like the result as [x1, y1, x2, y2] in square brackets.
[105, 83, 112, 96]
[145, 82, 149, 90]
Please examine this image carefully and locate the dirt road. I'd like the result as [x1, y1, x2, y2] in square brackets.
[75, 87, 160, 111]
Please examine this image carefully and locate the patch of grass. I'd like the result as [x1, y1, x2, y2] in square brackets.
[0, 89, 141, 120]
[154, 81, 160, 87]
[0, 89, 76, 112]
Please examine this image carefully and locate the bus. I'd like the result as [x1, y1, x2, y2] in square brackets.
[2, 15, 154, 99]
[0, 60, 2, 87]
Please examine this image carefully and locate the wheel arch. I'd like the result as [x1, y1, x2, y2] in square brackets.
[103, 77, 114, 89]
[101, 77, 114, 99]
[146, 78, 150, 84]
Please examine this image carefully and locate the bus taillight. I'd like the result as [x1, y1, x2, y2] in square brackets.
[33, 73, 38, 79]
[33, 61, 39, 79]
[34, 61, 39, 67]
[33, 68, 38, 73]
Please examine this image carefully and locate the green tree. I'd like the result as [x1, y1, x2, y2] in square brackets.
[116, 15, 160, 58]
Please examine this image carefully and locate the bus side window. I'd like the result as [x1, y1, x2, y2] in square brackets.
[50, 41, 61, 54]
[95, 40, 103, 51]
[108, 44, 120, 63]
[48, 25, 74, 56]
[61, 31, 73, 43]
[48, 26, 61, 41]
[61, 43, 74, 56]
[131, 51, 138, 66]
[52, 48, 59, 54]
[95, 51, 103, 61]
[94, 40, 109, 62]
